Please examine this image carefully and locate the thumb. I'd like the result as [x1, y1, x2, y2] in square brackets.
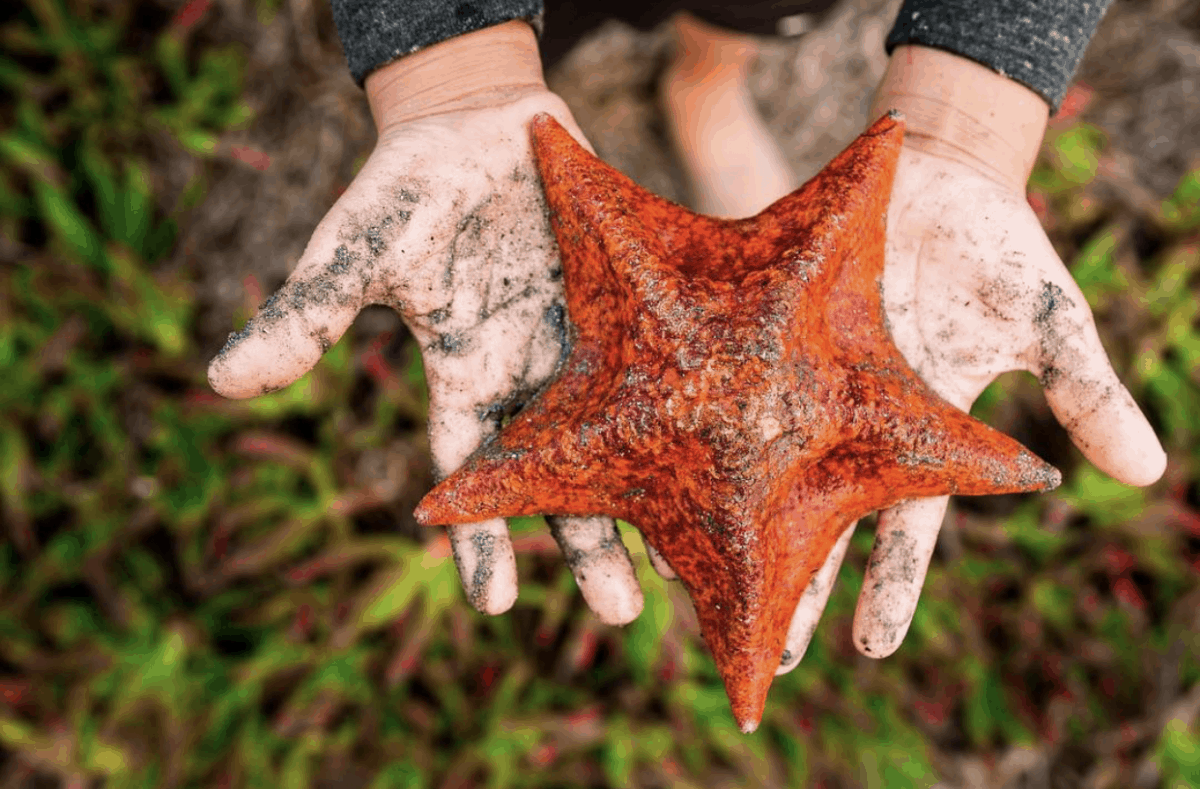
[208, 272, 360, 398]
[207, 181, 409, 398]
[1028, 279, 1166, 487]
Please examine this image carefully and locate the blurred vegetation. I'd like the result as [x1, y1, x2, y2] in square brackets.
[1, 0, 1199, 787]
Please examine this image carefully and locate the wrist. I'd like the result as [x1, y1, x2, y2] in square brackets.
[365, 20, 546, 134]
[871, 45, 1049, 193]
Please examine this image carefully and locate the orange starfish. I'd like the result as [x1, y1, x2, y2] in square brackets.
[415, 112, 1059, 732]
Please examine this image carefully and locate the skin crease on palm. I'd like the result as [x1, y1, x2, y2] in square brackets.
[207, 21, 1167, 664]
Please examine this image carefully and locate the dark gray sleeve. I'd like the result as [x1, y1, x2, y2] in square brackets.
[331, 0, 545, 87]
[885, 0, 1113, 111]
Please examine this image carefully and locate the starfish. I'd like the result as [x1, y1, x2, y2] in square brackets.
[415, 111, 1060, 732]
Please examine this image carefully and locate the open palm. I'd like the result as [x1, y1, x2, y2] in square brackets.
[775, 144, 1166, 672]
[208, 92, 645, 624]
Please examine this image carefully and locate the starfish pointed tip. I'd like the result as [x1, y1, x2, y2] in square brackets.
[411, 499, 437, 526]
[714, 643, 779, 738]
[414, 481, 488, 527]
[838, 110, 904, 153]
[1038, 460, 1063, 491]
[415, 488, 499, 527]
[994, 447, 1062, 494]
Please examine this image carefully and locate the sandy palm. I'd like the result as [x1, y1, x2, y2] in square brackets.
[208, 92, 645, 624]
[775, 145, 1166, 672]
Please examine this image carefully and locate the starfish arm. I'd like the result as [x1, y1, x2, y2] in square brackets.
[531, 114, 739, 269]
[414, 434, 619, 526]
[531, 115, 710, 343]
[415, 343, 710, 527]
[527, 117, 629, 353]
[693, 487, 861, 733]
[883, 399, 1063, 496]
[705, 386, 1059, 732]
[414, 369, 621, 525]
[753, 113, 905, 301]
[641, 519, 783, 734]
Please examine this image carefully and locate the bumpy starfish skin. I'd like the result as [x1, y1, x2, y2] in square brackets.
[415, 112, 1060, 732]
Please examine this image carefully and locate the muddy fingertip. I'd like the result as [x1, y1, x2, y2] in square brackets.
[206, 346, 250, 400]
[205, 333, 285, 400]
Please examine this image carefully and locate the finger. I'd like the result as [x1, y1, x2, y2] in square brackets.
[428, 399, 521, 615]
[1029, 279, 1166, 486]
[207, 230, 366, 398]
[207, 165, 429, 399]
[446, 520, 519, 615]
[645, 541, 678, 580]
[852, 496, 949, 659]
[547, 516, 644, 625]
[776, 522, 855, 676]
[207, 276, 363, 398]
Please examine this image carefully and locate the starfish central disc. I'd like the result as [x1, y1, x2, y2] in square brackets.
[415, 112, 1060, 732]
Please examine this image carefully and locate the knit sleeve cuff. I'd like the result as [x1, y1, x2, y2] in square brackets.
[885, 0, 1112, 112]
[331, 0, 545, 87]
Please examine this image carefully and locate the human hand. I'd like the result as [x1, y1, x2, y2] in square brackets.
[773, 46, 1167, 672]
[207, 23, 645, 624]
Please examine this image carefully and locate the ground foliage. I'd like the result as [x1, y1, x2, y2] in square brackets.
[1, 0, 1199, 786]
